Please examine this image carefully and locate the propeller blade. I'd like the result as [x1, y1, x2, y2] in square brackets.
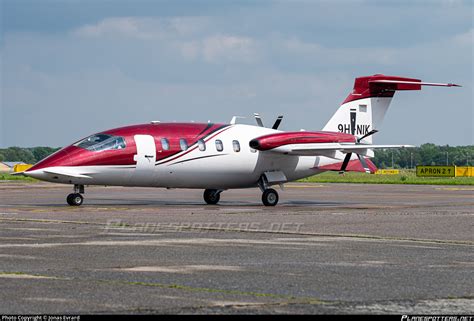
[230, 116, 245, 124]
[357, 129, 379, 143]
[254, 113, 264, 127]
[272, 115, 283, 130]
[339, 152, 352, 174]
[357, 154, 371, 173]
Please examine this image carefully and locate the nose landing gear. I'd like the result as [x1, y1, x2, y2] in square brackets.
[67, 193, 83, 206]
[67, 184, 84, 206]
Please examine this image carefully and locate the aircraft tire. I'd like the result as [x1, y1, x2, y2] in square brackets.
[262, 189, 279, 206]
[203, 189, 220, 205]
[67, 193, 83, 206]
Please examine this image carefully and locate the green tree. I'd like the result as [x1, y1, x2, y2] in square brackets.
[30, 147, 61, 163]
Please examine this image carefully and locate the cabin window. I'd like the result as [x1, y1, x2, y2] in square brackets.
[75, 134, 126, 152]
[215, 139, 224, 152]
[180, 138, 188, 151]
[161, 138, 170, 151]
[232, 140, 240, 152]
[198, 139, 206, 151]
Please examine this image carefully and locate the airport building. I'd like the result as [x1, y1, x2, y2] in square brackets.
[0, 161, 26, 172]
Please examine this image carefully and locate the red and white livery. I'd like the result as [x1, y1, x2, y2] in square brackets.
[23, 74, 460, 206]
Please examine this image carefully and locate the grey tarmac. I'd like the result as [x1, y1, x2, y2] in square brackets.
[0, 181, 473, 314]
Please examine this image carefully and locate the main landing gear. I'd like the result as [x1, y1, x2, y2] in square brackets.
[203, 189, 222, 205]
[67, 184, 84, 206]
[261, 188, 279, 207]
[203, 176, 280, 206]
[258, 175, 279, 207]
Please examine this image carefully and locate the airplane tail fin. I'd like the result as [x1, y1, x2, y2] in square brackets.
[322, 74, 460, 144]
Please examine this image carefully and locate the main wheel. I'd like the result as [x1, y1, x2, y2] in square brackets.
[67, 193, 83, 206]
[203, 189, 220, 205]
[262, 188, 279, 206]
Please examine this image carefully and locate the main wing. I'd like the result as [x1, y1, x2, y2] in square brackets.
[270, 143, 413, 158]
[249, 131, 413, 159]
[249, 131, 413, 174]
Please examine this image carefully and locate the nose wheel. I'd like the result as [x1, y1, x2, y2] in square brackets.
[67, 184, 84, 206]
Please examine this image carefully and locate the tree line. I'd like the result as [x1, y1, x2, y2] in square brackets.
[0, 144, 472, 168]
[0, 147, 61, 164]
[372, 144, 473, 168]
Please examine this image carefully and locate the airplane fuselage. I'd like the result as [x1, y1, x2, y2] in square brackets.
[26, 123, 349, 189]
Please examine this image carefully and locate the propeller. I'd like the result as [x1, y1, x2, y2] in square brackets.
[253, 113, 264, 127]
[272, 116, 283, 130]
[253, 113, 284, 130]
[230, 116, 246, 124]
[339, 153, 353, 174]
[357, 129, 378, 143]
[339, 130, 379, 174]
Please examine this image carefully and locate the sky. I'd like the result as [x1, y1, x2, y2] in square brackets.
[1, 0, 473, 148]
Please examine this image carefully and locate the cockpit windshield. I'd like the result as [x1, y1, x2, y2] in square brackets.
[74, 134, 126, 152]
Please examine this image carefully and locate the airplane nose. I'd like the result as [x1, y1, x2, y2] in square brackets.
[24, 169, 47, 179]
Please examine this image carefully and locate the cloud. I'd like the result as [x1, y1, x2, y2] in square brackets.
[178, 35, 258, 63]
[75, 17, 145, 38]
[281, 37, 398, 66]
[452, 28, 474, 46]
[73, 17, 259, 64]
[73, 16, 209, 39]
[202, 35, 255, 62]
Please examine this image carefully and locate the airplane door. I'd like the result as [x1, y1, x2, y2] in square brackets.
[132, 135, 156, 185]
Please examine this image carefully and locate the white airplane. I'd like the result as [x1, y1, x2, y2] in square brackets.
[22, 74, 460, 206]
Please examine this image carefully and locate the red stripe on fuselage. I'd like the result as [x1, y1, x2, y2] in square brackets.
[27, 123, 230, 171]
[156, 125, 232, 165]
